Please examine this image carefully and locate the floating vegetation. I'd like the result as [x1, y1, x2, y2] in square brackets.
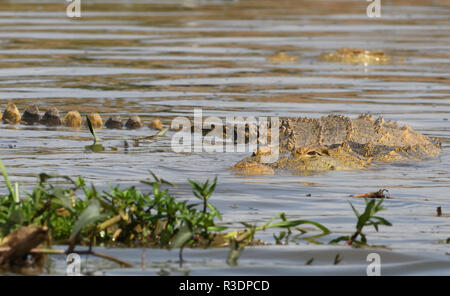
[0, 157, 339, 273]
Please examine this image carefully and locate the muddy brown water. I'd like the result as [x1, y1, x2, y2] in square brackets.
[0, 0, 449, 275]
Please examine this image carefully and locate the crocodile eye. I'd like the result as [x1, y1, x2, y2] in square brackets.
[307, 151, 319, 156]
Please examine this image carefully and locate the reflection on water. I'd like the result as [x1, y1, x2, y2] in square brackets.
[0, 0, 449, 275]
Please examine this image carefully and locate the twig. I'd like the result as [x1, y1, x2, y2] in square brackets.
[179, 242, 187, 268]
[89, 251, 132, 267]
[141, 247, 145, 270]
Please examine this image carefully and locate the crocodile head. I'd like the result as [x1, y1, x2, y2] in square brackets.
[232, 144, 369, 175]
[273, 145, 369, 171]
[231, 114, 441, 176]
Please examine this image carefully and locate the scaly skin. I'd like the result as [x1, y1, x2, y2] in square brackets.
[1, 103, 147, 130]
[267, 52, 299, 63]
[318, 48, 389, 65]
[232, 115, 441, 175]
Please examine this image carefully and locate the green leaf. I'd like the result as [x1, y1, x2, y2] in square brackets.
[172, 223, 193, 249]
[207, 225, 228, 232]
[371, 216, 392, 226]
[160, 178, 175, 188]
[148, 170, 160, 183]
[356, 199, 375, 231]
[207, 203, 222, 220]
[53, 194, 76, 213]
[13, 182, 20, 203]
[240, 222, 253, 228]
[263, 213, 282, 228]
[86, 116, 100, 144]
[85, 144, 105, 153]
[267, 220, 330, 234]
[0, 158, 15, 201]
[349, 201, 360, 218]
[157, 127, 169, 137]
[70, 199, 106, 240]
[329, 235, 350, 244]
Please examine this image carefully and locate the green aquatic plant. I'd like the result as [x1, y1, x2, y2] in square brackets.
[2, 159, 381, 272]
[0, 158, 19, 203]
[85, 116, 104, 152]
[0, 159, 331, 253]
[221, 212, 330, 266]
[330, 198, 392, 246]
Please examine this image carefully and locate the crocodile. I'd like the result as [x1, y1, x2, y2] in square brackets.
[318, 48, 390, 65]
[232, 115, 441, 175]
[267, 51, 299, 63]
[1, 103, 162, 130]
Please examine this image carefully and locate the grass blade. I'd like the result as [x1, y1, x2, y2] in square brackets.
[86, 116, 100, 144]
[0, 158, 16, 201]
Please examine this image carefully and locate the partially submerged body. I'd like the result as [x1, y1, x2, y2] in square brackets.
[1, 103, 159, 130]
[267, 51, 299, 63]
[318, 48, 389, 65]
[232, 115, 441, 175]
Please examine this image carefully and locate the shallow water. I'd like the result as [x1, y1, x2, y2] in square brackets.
[0, 0, 449, 275]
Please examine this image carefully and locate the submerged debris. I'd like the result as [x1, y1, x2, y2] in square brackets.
[0, 226, 48, 274]
[22, 105, 41, 125]
[105, 115, 123, 129]
[3, 103, 21, 124]
[40, 107, 62, 126]
[350, 189, 391, 199]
